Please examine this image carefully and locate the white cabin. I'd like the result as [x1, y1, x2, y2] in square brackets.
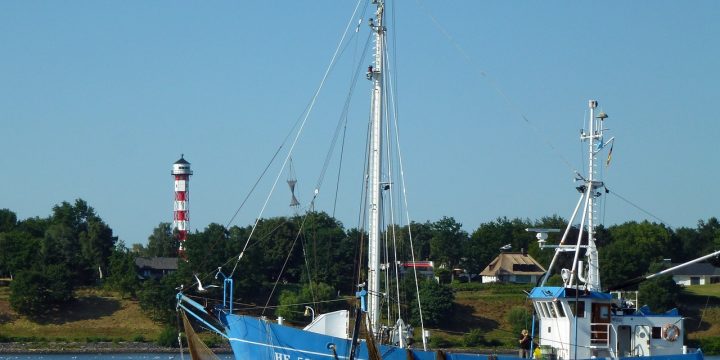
[529, 287, 687, 360]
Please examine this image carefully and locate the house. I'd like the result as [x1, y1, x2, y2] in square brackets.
[480, 252, 546, 284]
[135, 257, 179, 280]
[670, 262, 720, 286]
[399, 261, 435, 279]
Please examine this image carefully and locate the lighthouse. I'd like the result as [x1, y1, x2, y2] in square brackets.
[172, 155, 193, 257]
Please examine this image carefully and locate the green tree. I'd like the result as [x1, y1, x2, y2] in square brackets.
[276, 281, 338, 323]
[429, 217, 468, 277]
[0, 209, 17, 233]
[9, 265, 73, 316]
[106, 242, 140, 297]
[300, 212, 355, 292]
[138, 269, 188, 324]
[411, 279, 454, 327]
[638, 274, 681, 313]
[146, 222, 178, 257]
[600, 221, 671, 289]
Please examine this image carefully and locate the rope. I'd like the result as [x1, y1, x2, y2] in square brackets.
[229, 0, 366, 278]
[607, 188, 672, 227]
[415, 0, 577, 175]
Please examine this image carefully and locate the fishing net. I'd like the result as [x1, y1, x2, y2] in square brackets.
[181, 310, 221, 360]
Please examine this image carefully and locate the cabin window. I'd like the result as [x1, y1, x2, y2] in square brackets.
[535, 303, 545, 318]
[568, 301, 585, 318]
[539, 302, 550, 318]
[554, 302, 566, 317]
[652, 327, 662, 339]
[545, 302, 557, 318]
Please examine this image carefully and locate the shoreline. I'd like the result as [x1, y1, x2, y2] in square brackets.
[0, 341, 231, 354]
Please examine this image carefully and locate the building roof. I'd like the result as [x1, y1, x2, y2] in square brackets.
[480, 252, 546, 276]
[669, 262, 720, 276]
[135, 257, 179, 271]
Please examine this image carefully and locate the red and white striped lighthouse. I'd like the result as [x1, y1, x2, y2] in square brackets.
[172, 155, 193, 257]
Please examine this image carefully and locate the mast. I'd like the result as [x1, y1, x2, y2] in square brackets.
[367, 0, 385, 335]
[579, 100, 607, 291]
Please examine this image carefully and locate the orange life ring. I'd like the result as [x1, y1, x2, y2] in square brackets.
[661, 323, 680, 342]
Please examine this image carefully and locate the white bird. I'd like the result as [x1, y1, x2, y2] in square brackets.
[194, 274, 220, 292]
[500, 244, 512, 251]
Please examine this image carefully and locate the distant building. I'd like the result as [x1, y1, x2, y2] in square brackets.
[135, 257, 179, 280]
[399, 261, 435, 279]
[670, 262, 720, 286]
[480, 252, 546, 284]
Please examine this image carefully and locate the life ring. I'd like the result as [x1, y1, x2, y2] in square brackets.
[662, 323, 680, 342]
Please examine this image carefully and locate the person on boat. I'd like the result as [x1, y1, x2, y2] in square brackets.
[518, 329, 531, 358]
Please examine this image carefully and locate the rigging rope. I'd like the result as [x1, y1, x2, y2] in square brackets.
[415, 0, 577, 175]
[229, 0, 366, 278]
[607, 188, 672, 227]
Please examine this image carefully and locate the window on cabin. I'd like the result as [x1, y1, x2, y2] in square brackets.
[535, 303, 545, 318]
[652, 327, 662, 339]
[545, 302, 557, 318]
[568, 300, 585, 318]
[554, 302, 566, 317]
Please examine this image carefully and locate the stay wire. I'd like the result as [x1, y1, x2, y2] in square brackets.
[229, 0, 366, 278]
[415, 0, 577, 175]
[606, 188, 672, 227]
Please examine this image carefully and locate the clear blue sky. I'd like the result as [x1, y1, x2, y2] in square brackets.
[1, 1, 718, 246]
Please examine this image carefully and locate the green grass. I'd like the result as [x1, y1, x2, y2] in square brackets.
[684, 283, 720, 297]
[0, 286, 162, 342]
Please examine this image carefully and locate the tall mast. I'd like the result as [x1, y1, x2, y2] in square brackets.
[581, 100, 607, 291]
[367, 0, 385, 335]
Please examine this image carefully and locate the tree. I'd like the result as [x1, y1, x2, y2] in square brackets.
[106, 242, 140, 297]
[600, 221, 671, 289]
[9, 264, 73, 316]
[429, 217, 468, 275]
[300, 212, 355, 292]
[411, 279, 454, 327]
[276, 281, 338, 323]
[0, 209, 17, 233]
[146, 222, 178, 257]
[638, 274, 681, 313]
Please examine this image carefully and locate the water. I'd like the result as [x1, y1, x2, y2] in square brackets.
[0, 354, 235, 360]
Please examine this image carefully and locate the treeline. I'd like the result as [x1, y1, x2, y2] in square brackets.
[1, 199, 718, 324]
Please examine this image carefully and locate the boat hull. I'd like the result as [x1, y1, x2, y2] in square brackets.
[219, 313, 704, 360]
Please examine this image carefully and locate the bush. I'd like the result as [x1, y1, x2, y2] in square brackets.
[157, 326, 180, 348]
[690, 337, 720, 355]
[132, 334, 146, 342]
[506, 306, 533, 339]
[428, 334, 457, 349]
[462, 328, 485, 347]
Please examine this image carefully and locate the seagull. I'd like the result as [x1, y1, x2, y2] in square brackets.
[500, 244, 512, 251]
[194, 274, 220, 292]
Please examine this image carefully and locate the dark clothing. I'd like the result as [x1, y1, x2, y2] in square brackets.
[518, 334, 531, 358]
[519, 335, 531, 350]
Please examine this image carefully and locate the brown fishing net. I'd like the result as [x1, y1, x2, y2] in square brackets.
[181, 310, 221, 360]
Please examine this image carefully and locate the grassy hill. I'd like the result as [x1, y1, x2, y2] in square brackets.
[1, 282, 720, 352]
[0, 286, 162, 342]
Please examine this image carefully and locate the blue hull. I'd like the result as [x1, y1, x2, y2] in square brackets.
[219, 313, 704, 360]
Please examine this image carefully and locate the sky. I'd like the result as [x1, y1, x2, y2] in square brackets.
[1, 1, 718, 246]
